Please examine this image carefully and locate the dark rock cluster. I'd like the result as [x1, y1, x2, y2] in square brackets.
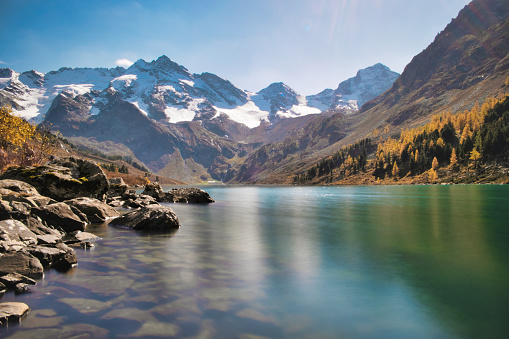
[142, 183, 215, 203]
[0, 156, 215, 325]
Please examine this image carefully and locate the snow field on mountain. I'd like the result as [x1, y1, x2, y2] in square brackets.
[213, 101, 269, 128]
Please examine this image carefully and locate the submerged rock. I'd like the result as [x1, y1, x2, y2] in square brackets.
[57, 298, 111, 315]
[110, 205, 180, 231]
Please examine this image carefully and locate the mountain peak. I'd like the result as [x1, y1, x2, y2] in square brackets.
[257, 82, 299, 98]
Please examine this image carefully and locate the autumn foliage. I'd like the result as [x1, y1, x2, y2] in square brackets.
[0, 106, 56, 171]
[296, 93, 509, 184]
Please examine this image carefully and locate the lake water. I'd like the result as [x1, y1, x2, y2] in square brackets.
[2, 185, 509, 338]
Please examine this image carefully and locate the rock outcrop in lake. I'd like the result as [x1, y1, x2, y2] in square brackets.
[109, 205, 180, 231]
[142, 184, 215, 203]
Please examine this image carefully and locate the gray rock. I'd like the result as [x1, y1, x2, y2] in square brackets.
[25, 216, 62, 237]
[27, 245, 67, 267]
[74, 231, 101, 242]
[8, 201, 32, 220]
[29, 195, 56, 208]
[14, 283, 32, 294]
[31, 202, 86, 233]
[36, 233, 62, 245]
[0, 252, 44, 278]
[0, 157, 109, 201]
[166, 187, 215, 203]
[110, 205, 180, 231]
[106, 197, 124, 208]
[0, 179, 40, 196]
[142, 183, 166, 201]
[64, 231, 100, 249]
[51, 248, 77, 272]
[0, 302, 30, 325]
[0, 199, 12, 220]
[64, 197, 120, 223]
[0, 272, 37, 288]
[0, 219, 38, 252]
[122, 194, 159, 209]
[107, 178, 128, 198]
[67, 241, 95, 249]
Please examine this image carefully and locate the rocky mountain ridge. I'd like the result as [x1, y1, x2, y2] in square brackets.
[0, 57, 399, 127]
[0, 57, 399, 183]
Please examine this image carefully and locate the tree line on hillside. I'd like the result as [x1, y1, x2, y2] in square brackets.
[100, 163, 129, 174]
[374, 94, 508, 181]
[293, 138, 376, 183]
[296, 94, 509, 183]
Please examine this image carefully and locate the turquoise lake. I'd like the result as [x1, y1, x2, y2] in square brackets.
[2, 185, 509, 338]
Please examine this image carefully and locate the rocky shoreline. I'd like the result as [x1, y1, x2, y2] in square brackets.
[0, 156, 214, 326]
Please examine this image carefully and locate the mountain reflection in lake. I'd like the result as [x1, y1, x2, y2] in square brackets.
[3, 185, 509, 338]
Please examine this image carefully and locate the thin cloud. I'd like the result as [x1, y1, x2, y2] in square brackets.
[0, 60, 6, 64]
[115, 58, 134, 68]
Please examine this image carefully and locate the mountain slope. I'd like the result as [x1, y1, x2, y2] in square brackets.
[234, 0, 509, 184]
[361, 0, 509, 125]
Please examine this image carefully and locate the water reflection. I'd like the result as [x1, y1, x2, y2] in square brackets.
[2, 185, 509, 338]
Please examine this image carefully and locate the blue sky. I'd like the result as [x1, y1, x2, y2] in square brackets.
[0, 0, 470, 95]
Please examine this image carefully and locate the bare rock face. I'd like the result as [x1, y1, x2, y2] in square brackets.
[0, 157, 109, 201]
[110, 205, 180, 231]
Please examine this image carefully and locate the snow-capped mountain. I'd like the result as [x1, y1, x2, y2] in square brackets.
[306, 63, 400, 112]
[0, 57, 400, 183]
[0, 56, 316, 128]
[0, 56, 399, 129]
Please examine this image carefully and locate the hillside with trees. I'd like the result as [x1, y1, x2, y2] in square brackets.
[296, 94, 509, 185]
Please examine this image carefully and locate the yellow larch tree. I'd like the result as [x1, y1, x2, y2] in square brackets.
[392, 161, 399, 178]
[432, 157, 439, 171]
[450, 148, 458, 167]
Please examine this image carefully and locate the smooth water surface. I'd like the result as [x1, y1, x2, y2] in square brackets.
[2, 185, 509, 338]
